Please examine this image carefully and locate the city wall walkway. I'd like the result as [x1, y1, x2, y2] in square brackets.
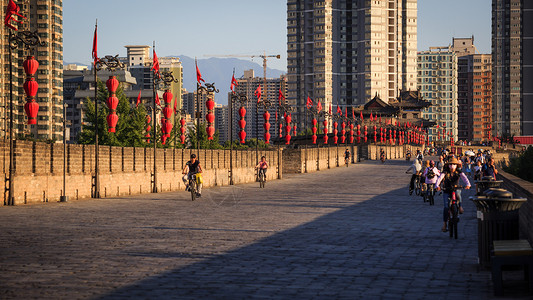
[0, 159, 521, 299]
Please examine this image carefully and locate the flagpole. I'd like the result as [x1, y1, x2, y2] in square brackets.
[152, 41, 158, 193]
[93, 20, 100, 199]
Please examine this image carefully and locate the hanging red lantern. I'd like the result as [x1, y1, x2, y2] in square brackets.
[239, 106, 246, 143]
[380, 127, 384, 143]
[263, 111, 271, 144]
[285, 113, 292, 145]
[323, 119, 328, 144]
[340, 121, 346, 143]
[205, 97, 215, 140]
[145, 115, 151, 143]
[333, 121, 338, 144]
[22, 56, 39, 124]
[356, 124, 361, 143]
[364, 125, 368, 143]
[163, 120, 172, 138]
[311, 118, 317, 144]
[279, 123, 283, 138]
[163, 90, 173, 104]
[105, 76, 120, 132]
[349, 122, 354, 143]
[180, 118, 186, 144]
[23, 56, 39, 76]
[373, 126, 377, 143]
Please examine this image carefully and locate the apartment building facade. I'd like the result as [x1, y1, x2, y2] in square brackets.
[1, 0, 63, 141]
[287, 0, 417, 129]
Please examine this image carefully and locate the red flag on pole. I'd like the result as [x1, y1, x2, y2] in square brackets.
[306, 96, 313, 109]
[255, 85, 262, 103]
[317, 99, 322, 111]
[360, 111, 364, 121]
[91, 21, 98, 65]
[152, 49, 160, 77]
[196, 60, 204, 84]
[337, 106, 342, 116]
[230, 72, 238, 92]
[173, 93, 178, 113]
[4, 0, 25, 31]
[278, 88, 285, 105]
[345, 107, 348, 118]
[352, 109, 355, 119]
[136, 89, 141, 108]
[155, 95, 160, 106]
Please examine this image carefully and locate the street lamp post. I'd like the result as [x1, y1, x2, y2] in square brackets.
[5, 27, 44, 206]
[229, 91, 249, 185]
[150, 66, 179, 193]
[92, 55, 124, 198]
[195, 82, 218, 158]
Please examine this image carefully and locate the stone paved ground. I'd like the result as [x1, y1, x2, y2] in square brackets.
[0, 159, 529, 299]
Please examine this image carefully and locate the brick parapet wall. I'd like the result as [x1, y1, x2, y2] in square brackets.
[497, 170, 533, 245]
[3, 140, 282, 205]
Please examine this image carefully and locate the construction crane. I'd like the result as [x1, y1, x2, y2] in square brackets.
[204, 52, 281, 86]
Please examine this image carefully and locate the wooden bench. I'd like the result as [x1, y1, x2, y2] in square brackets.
[492, 240, 533, 296]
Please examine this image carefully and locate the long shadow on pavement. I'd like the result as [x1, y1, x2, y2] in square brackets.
[98, 183, 504, 299]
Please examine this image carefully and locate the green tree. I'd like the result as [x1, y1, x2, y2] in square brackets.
[186, 122, 223, 149]
[503, 146, 533, 182]
[79, 80, 149, 147]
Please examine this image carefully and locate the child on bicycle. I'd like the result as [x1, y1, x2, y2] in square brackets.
[435, 157, 471, 232]
[422, 160, 440, 200]
[344, 149, 351, 165]
[255, 156, 268, 179]
[182, 153, 203, 197]
[405, 159, 422, 195]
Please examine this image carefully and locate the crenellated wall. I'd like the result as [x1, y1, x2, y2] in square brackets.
[4, 140, 282, 204]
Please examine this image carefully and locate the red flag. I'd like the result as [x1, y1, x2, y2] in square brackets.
[136, 89, 141, 108]
[4, 0, 25, 31]
[155, 95, 161, 106]
[352, 109, 355, 119]
[360, 111, 363, 121]
[196, 61, 205, 84]
[92, 22, 98, 65]
[329, 105, 332, 115]
[230, 73, 238, 92]
[379, 115, 382, 123]
[173, 94, 178, 113]
[337, 106, 342, 115]
[370, 112, 373, 121]
[255, 85, 262, 103]
[306, 96, 313, 109]
[345, 107, 348, 118]
[278, 88, 285, 105]
[317, 99, 322, 111]
[436, 124, 439, 128]
[152, 49, 160, 77]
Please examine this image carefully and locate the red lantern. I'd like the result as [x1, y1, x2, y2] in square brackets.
[333, 121, 338, 144]
[279, 123, 283, 138]
[180, 118, 186, 144]
[239, 106, 246, 143]
[323, 120, 328, 144]
[349, 123, 354, 143]
[285, 114, 292, 145]
[163, 90, 173, 104]
[356, 124, 361, 143]
[163, 120, 172, 138]
[23, 56, 39, 76]
[373, 126, 377, 143]
[205, 98, 215, 140]
[340, 121, 346, 143]
[311, 118, 317, 144]
[364, 125, 368, 143]
[105, 76, 120, 132]
[263, 111, 271, 144]
[23, 56, 39, 125]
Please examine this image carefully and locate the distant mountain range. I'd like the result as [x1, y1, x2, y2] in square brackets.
[64, 56, 286, 105]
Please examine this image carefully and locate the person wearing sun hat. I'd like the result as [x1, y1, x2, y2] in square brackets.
[434, 156, 471, 232]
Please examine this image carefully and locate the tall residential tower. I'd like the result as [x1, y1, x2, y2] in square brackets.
[287, 0, 417, 129]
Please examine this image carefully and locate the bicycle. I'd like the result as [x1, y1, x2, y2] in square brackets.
[257, 169, 266, 188]
[345, 156, 350, 167]
[188, 174, 197, 201]
[414, 175, 422, 196]
[380, 154, 385, 164]
[426, 184, 435, 206]
[447, 187, 463, 239]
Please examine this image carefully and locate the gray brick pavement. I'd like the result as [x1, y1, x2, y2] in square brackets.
[0, 159, 526, 299]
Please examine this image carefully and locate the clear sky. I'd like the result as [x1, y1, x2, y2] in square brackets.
[63, 0, 491, 72]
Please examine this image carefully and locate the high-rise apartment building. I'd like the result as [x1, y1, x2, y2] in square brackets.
[417, 49, 458, 142]
[492, 0, 533, 136]
[1, 0, 63, 141]
[450, 37, 492, 142]
[287, 0, 417, 129]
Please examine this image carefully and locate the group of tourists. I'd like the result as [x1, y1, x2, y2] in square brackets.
[406, 148, 499, 232]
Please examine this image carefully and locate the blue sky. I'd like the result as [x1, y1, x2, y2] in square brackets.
[63, 0, 491, 72]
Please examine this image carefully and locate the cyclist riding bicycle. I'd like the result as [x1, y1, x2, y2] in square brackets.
[182, 153, 203, 197]
[380, 148, 386, 163]
[406, 158, 422, 195]
[422, 160, 440, 203]
[255, 156, 268, 179]
[435, 157, 471, 232]
[344, 149, 351, 165]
